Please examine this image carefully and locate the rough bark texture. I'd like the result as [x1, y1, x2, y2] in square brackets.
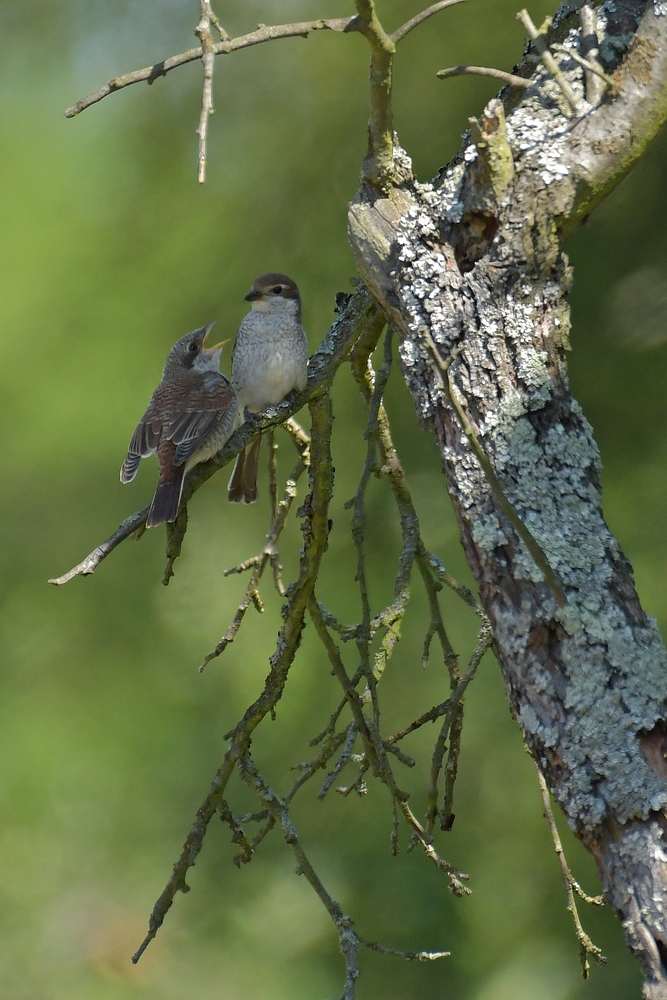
[348, 1, 667, 994]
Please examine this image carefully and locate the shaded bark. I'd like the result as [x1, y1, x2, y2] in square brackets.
[348, 2, 667, 994]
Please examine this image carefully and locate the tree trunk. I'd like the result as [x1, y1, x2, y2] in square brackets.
[348, 2, 667, 994]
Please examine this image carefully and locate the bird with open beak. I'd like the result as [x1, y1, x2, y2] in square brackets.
[228, 273, 308, 503]
[121, 323, 236, 528]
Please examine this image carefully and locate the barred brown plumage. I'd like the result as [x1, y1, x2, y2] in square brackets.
[120, 323, 237, 527]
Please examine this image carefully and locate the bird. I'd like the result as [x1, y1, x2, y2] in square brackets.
[120, 323, 237, 528]
[228, 273, 309, 504]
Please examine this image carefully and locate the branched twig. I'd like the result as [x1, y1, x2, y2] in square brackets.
[425, 553, 481, 613]
[200, 424, 309, 670]
[64, 19, 354, 118]
[65, 2, 465, 187]
[238, 751, 450, 1000]
[350, 329, 484, 831]
[131, 391, 334, 963]
[319, 723, 359, 799]
[425, 621, 492, 834]
[218, 799, 254, 867]
[287, 728, 350, 803]
[308, 596, 470, 896]
[534, 761, 606, 978]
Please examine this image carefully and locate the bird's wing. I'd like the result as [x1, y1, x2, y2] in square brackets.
[167, 374, 236, 467]
[120, 413, 162, 483]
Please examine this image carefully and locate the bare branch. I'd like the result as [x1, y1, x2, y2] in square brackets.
[195, 0, 215, 184]
[343, 1, 398, 188]
[47, 508, 148, 585]
[437, 65, 531, 88]
[391, 0, 468, 45]
[132, 391, 334, 964]
[359, 937, 450, 961]
[64, 18, 353, 118]
[200, 440, 308, 670]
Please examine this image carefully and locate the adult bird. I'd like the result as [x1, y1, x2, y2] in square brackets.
[121, 323, 236, 527]
[228, 273, 308, 504]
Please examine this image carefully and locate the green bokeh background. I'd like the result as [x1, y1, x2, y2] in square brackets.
[1, 2, 666, 998]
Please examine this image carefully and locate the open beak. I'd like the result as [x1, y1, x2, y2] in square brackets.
[202, 321, 229, 353]
[203, 337, 230, 354]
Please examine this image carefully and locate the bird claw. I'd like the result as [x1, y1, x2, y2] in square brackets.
[243, 407, 262, 428]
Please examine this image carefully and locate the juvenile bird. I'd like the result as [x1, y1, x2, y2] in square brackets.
[228, 273, 308, 504]
[121, 323, 236, 528]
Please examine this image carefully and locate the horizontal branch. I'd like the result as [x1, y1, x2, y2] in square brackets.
[64, 18, 353, 118]
[437, 65, 531, 88]
[48, 287, 381, 586]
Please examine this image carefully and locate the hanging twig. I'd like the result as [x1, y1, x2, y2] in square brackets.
[533, 760, 606, 978]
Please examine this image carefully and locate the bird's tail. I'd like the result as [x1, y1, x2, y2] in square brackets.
[227, 436, 262, 504]
[147, 472, 186, 528]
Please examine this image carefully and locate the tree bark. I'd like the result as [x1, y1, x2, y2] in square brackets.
[348, 2, 667, 994]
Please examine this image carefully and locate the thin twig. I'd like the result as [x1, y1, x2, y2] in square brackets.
[359, 937, 450, 960]
[437, 65, 531, 88]
[552, 43, 613, 96]
[391, 0, 468, 44]
[425, 622, 492, 834]
[309, 596, 470, 896]
[375, 593, 480, 771]
[47, 508, 148, 585]
[208, 8, 228, 41]
[200, 437, 308, 670]
[534, 761, 606, 978]
[517, 8, 582, 115]
[426, 552, 481, 614]
[195, 0, 215, 184]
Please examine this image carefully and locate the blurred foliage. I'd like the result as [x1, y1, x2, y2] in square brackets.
[0, 1, 665, 998]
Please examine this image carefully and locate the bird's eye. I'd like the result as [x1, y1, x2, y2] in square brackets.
[272, 285, 283, 295]
[188, 342, 198, 354]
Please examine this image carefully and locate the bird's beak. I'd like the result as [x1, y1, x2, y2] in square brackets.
[201, 322, 228, 353]
[203, 337, 230, 354]
[244, 288, 262, 302]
